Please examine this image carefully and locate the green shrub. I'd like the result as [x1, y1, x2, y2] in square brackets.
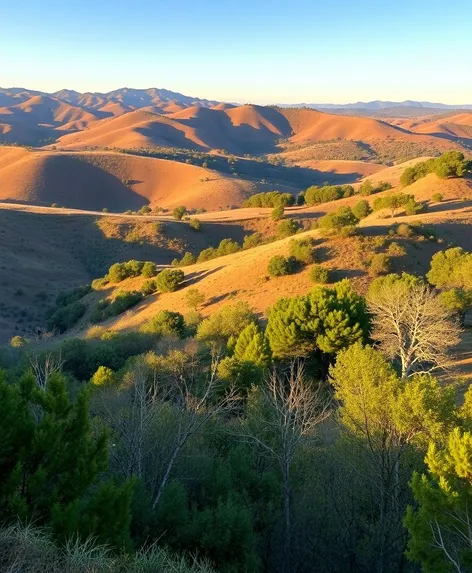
[141, 279, 158, 296]
[107, 260, 146, 283]
[395, 223, 415, 238]
[352, 199, 372, 220]
[91, 365, 115, 386]
[47, 302, 86, 333]
[373, 193, 414, 217]
[217, 238, 240, 256]
[141, 261, 158, 278]
[404, 198, 425, 216]
[310, 265, 329, 284]
[156, 269, 185, 293]
[198, 247, 219, 262]
[91, 291, 143, 323]
[9, 335, 28, 347]
[271, 204, 284, 221]
[138, 205, 152, 215]
[289, 238, 315, 264]
[277, 218, 299, 238]
[56, 285, 91, 307]
[268, 255, 292, 277]
[189, 218, 202, 231]
[387, 242, 407, 257]
[318, 206, 358, 232]
[243, 232, 264, 249]
[358, 180, 392, 196]
[432, 192, 443, 202]
[243, 191, 295, 207]
[304, 184, 355, 205]
[141, 310, 185, 337]
[91, 277, 109, 290]
[197, 301, 256, 342]
[173, 205, 187, 220]
[185, 288, 205, 310]
[369, 253, 391, 276]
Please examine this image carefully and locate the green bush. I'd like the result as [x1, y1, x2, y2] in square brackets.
[369, 253, 391, 276]
[107, 260, 149, 283]
[156, 269, 185, 293]
[141, 310, 185, 337]
[310, 265, 329, 283]
[304, 184, 355, 205]
[277, 218, 300, 238]
[271, 204, 284, 221]
[217, 238, 240, 256]
[432, 192, 443, 202]
[47, 302, 86, 333]
[358, 180, 392, 196]
[91, 277, 109, 290]
[141, 279, 158, 296]
[173, 205, 187, 220]
[289, 238, 315, 264]
[243, 232, 264, 249]
[197, 301, 256, 342]
[243, 191, 295, 207]
[268, 255, 292, 277]
[198, 247, 219, 262]
[387, 242, 407, 257]
[91, 291, 143, 323]
[318, 206, 358, 232]
[373, 193, 414, 217]
[189, 218, 202, 231]
[400, 152, 470, 187]
[352, 199, 372, 220]
[141, 261, 158, 278]
[56, 285, 91, 307]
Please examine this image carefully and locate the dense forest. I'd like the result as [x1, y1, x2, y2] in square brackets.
[1, 242, 472, 572]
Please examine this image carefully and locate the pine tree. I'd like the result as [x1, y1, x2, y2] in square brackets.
[234, 322, 271, 367]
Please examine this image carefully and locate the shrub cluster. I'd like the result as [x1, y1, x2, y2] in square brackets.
[155, 269, 185, 292]
[400, 152, 471, 187]
[289, 238, 315, 264]
[373, 193, 423, 217]
[318, 206, 359, 232]
[91, 291, 143, 323]
[141, 310, 185, 337]
[304, 184, 355, 205]
[268, 255, 293, 277]
[358, 180, 392, 196]
[47, 302, 86, 333]
[243, 191, 295, 208]
[107, 260, 158, 283]
[56, 285, 91, 307]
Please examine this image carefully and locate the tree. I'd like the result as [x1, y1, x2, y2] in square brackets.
[331, 344, 456, 572]
[367, 274, 461, 378]
[233, 322, 271, 367]
[433, 151, 469, 179]
[156, 269, 184, 293]
[0, 370, 133, 549]
[173, 205, 187, 220]
[318, 206, 358, 232]
[185, 288, 205, 311]
[266, 279, 369, 359]
[427, 247, 472, 290]
[405, 428, 472, 572]
[91, 365, 115, 386]
[141, 310, 185, 337]
[268, 255, 292, 277]
[241, 363, 330, 573]
[271, 204, 285, 221]
[369, 253, 391, 276]
[141, 261, 157, 278]
[352, 199, 372, 220]
[277, 218, 299, 238]
[197, 301, 257, 344]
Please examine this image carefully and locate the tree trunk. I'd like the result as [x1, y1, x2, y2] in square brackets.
[152, 438, 185, 510]
[283, 459, 291, 573]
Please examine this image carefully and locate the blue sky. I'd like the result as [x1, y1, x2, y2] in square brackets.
[1, 0, 471, 104]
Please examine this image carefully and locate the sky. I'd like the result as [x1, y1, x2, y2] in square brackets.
[1, 0, 471, 105]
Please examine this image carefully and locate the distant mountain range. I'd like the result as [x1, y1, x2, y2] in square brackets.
[278, 100, 472, 110]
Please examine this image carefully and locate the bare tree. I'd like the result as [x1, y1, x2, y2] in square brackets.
[368, 280, 461, 378]
[238, 362, 330, 573]
[29, 351, 64, 390]
[96, 344, 238, 512]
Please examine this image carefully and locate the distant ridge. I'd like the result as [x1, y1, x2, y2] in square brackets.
[277, 100, 472, 111]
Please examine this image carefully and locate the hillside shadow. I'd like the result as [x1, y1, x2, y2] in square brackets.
[425, 199, 472, 214]
[185, 267, 223, 284]
[205, 290, 240, 306]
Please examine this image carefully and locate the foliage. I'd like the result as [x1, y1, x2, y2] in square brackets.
[243, 191, 295, 208]
[141, 261, 158, 278]
[369, 253, 391, 276]
[289, 238, 315, 264]
[47, 302, 86, 334]
[266, 279, 369, 358]
[197, 302, 257, 343]
[400, 152, 470, 187]
[372, 192, 416, 217]
[243, 232, 264, 249]
[358, 179, 392, 196]
[185, 288, 205, 311]
[91, 365, 116, 386]
[318, 206, 358, 232]
[271, 204, 284, 221]
[189, 218, 202, 231]
[267, 255, 293, 277]
[155, 269, 185, 293]
[304, 184, 354, 205]
[141, 310, 185, 337]
[233, 322, 272, 367]
[276, 218, 300, 238]
[432, 192, 443, 202]
[173, 205, 187, 220]
[352, 199, 372, 220]
[405, 428, 472, 572]
[56, 285, 91, 307]
[0, 371, 133, 549]
[91, 291, 143, 323]
[427, 247, 472, 290]
[310, 265, 329, 284]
